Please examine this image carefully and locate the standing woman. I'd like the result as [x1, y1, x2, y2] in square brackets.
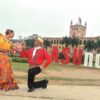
[0, 29, 19, 90]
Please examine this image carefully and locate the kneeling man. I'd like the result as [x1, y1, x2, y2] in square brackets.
[20, 37, 52, 92]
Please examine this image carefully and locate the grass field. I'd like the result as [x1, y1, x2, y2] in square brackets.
[12, 62, 73, 71]
[12, 62, 100, 86]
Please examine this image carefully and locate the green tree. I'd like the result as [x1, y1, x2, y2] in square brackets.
[25, 39, 35, 48]
[62, 36, 71, 47]
[43, 39, 51, 49]
[96, 39, 100, 48]
[70, 37, 80, 47]
[96, 39, 100, 53]
[84, 40, 96, 52]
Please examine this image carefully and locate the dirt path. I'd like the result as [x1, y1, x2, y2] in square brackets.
[15, 68, 100, 80]
[0, 84, 100, 100]
[43, 69, 100, 79]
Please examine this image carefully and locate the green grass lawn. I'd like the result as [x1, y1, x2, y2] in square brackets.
[12, 62, 78, 82]
[12, 62, 28, 72]
[12, 62, 97, 74]
[12, 62, 78, 72]
[11, 62, 100, 85]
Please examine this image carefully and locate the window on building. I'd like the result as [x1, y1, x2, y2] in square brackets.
[60, 40, 62, 44]
[51, 40, 53, 44]
[54, 40, 56, 44]
[79, 40, 82, 45]
[57, 40, 59, 44]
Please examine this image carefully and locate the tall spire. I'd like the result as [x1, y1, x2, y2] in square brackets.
[85, 21, 87, 27]
[78, 17, 82, 25]
[70, 20, 73, 26]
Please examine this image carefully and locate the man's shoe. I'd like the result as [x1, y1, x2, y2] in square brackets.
[28, 87, 35, 92]
[42, 80, 48, 89]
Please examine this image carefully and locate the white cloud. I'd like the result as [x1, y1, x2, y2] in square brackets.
[0, 0, 100, 38]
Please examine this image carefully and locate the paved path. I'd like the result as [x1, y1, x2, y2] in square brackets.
[0, 84, 100, 100]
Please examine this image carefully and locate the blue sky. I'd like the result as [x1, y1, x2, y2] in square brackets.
[0, 0, 100, 39]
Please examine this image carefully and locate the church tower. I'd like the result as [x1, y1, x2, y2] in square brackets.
[69, 18, 87, 38]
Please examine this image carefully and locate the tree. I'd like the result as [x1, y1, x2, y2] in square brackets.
[25, 39, 35, 48]
[43, 39, 51, 49]
[96, 39, 100, 48]
[84, 40, 96, 52]
[96, 39, 100, 53]
[70, 37, 80, 48]
[62, 36, 80, 48]
[62, 36, 71, 47]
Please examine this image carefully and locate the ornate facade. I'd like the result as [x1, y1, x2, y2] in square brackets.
[69, 18, 87, 38]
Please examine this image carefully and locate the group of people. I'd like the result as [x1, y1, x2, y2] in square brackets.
[0, 29, 52, 92]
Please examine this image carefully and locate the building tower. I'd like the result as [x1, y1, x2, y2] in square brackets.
[69, 18, 87, 38]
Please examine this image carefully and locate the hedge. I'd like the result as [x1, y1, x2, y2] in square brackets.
[11, 57, 27, 63]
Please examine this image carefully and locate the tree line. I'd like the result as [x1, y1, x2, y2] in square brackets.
[62, 36, 100, 53]
[24, 36, 100, 53]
